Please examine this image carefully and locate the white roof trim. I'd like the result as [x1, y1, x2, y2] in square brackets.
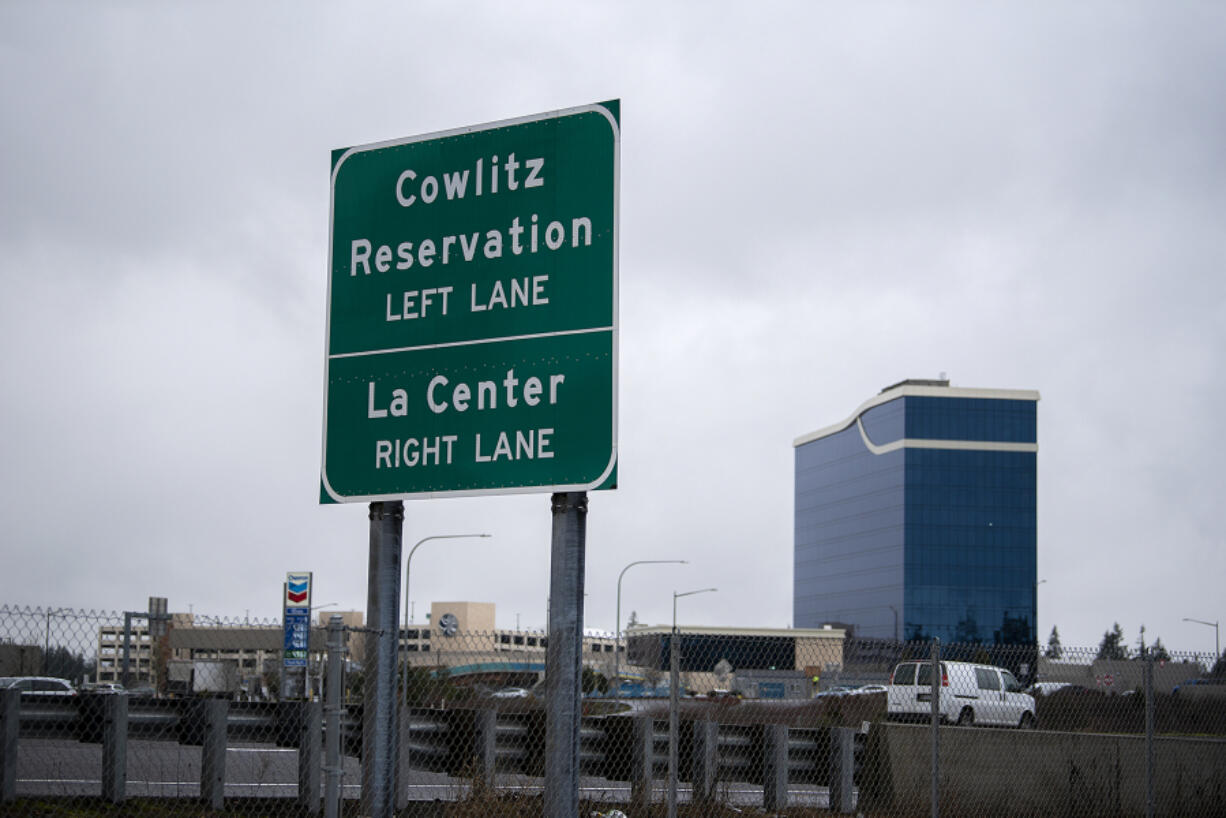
[794, 384, 1040, 448]
[628, 625, 845, 639]
[857, 417, 1038, 455]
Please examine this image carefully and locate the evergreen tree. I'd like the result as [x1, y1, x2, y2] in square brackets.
[581, 666, 609, 694]
[1135, 624, 1147, 658]
[1044, 625, 1063, 659]
[1096, 622, 1128, 660]
[43, 646, 92, 682]
[1149, 638, 1171, 662]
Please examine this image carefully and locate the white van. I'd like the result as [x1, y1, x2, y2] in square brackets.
[887, 661, 1036, 728]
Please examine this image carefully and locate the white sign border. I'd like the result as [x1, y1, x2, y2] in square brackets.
[321, 102, 619, 503]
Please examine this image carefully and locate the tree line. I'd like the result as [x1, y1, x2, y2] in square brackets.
[1045, 623, 1225, 674]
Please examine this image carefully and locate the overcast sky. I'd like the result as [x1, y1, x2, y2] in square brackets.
[2, 2, 1223, 657]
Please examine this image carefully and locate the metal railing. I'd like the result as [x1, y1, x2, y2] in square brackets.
[1, 690, 863, 813]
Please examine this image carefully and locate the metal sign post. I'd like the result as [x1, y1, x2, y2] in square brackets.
[544, 492, 587, 818]
[361, 502, 403, 818]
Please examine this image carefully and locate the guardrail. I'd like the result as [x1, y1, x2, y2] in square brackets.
[0, 689, 862, 812]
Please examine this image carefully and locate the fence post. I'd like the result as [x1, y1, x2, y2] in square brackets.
[761, 723, 789, 811]
[200, 698, 229, 810]
[630, 715, 655, 812]
[121, 611, 134, 688]
[1145, 654, 1155, 818]
[324, 615, 345, 818]
[0, 687, 18, 803]
[830, 726, 856, 814]
[396, 706, 412, 810]
[474, 707, 498, 788]
[299, 699, 322, 813]
[930, 637, 940, 818]
[101, 693, 128, 804]
[690, 719, 719, 803]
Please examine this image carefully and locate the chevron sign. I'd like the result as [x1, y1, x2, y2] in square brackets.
[283, 572, 314, 678]
[285, 572, 312, 608]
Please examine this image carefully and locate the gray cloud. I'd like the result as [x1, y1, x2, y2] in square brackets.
[1, 2, 1223, 654]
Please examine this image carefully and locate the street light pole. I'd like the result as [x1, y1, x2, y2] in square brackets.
[1034, 579, 1047, 645]
[669, 587, 716, 818]
[1183, 617, 1220, 665]
[403, 534, 492, 629]
[43, 608, 62, 675]
[308, 603, 338, 700]
[400, 533, 490, 711]
[614, 559, 687, 701]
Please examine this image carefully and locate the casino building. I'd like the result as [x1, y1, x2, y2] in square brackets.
[793, 379, 1039, 647]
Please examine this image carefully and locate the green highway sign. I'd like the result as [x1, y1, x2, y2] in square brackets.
[321, 102, 619, 502]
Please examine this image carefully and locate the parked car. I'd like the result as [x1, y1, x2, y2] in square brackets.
[490, 687, 531, 699]
[852, 683, 889, 695]
[887, 661, 1036, 728]
[1172, 677, 1226, 697]
[0, 676, 77, 696]
[1027, 681, 1071, 696]
[706, 689, 742, 701]
[81, 682, 126, 694]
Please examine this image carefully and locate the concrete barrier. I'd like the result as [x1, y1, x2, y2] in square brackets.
[859, 723, 1226, 816]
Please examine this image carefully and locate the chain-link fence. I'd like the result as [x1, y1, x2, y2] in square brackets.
[2, 604, 1224, 816]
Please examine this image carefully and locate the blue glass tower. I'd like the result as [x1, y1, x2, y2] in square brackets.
[794, 380, 1038, 645]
